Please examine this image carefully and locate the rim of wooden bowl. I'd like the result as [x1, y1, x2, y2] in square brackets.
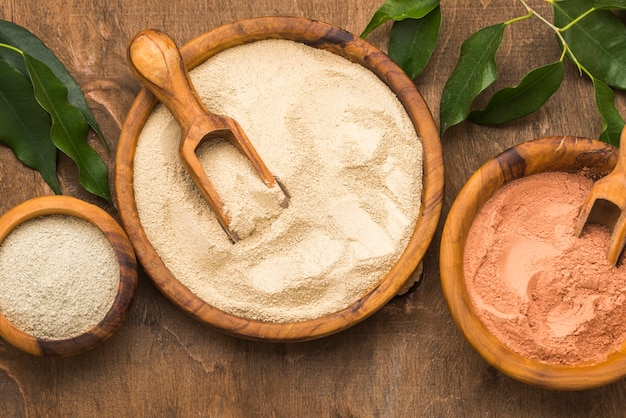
[440, 135, 626, 390]
[0, 196, 138, 356]
[115, 16, 443, 342]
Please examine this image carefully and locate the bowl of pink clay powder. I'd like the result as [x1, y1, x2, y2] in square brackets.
[440, 135, 626, 390]
[116, 17, 443, 341]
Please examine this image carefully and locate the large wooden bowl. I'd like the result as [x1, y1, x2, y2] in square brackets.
[115, 17, 443, 341]
[0, 196, 137, 356]
[440, 136, 626, 390]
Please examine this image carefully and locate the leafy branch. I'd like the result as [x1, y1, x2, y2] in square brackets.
[362, 0, 626, 145]
[0, 20, 111, 201]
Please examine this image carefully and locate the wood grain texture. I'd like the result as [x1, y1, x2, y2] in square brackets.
[1, 0, 625, 416]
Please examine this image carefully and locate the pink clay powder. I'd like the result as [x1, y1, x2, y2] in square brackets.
[464, 171, 626, 365]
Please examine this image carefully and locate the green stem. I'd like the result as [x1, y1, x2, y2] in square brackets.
[559, 7, 597, 32]
[0, 42, 24, 56]
[504, 9, 533, 25]
[519, 0, 588, 75]
[520, 0, 561, 33]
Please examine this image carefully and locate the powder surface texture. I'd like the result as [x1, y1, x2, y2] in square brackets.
[464, 172, 626, 365]
[133, 39, 423, 322]
[0, 215, 119, 340]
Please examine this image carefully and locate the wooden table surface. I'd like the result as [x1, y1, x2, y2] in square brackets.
[1, 0, 625, 416]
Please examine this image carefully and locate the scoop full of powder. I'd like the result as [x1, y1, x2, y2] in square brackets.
[0, 215, 119, 340]
[197, 139, 287, 240]
[464, 172, 626, 365]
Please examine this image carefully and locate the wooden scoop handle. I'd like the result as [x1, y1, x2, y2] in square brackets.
[127, 29, 214, 131]
[604, 127, 626, 263]
[127, 29, 276, 186]
[575, 126, 626, 264]
[127, 29, 239, 241]
[127, 29, 281, 242]
[613, 126, 626, 174]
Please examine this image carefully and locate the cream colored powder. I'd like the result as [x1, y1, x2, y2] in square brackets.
[0, 215, 119, 340]
[133, 39, 423, 322]
[198, 139, 287, 240]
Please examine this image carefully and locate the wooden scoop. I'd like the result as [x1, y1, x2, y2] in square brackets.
[128, 29, 285, 242]
[575, 126, 626, 264]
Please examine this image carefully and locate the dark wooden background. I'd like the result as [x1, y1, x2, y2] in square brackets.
[1, 0, 625, 416]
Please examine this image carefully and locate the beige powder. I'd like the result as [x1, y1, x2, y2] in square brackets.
[133, 39, 423, 322]
[198, 139, 287, 240]
[0, 215, 119, 340]
[464, 172, 626, 365]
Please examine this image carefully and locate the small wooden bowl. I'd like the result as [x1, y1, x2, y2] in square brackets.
[115, 17, 443, 341]
[0, 196, 137, 356]
[440, 136, 626, 390]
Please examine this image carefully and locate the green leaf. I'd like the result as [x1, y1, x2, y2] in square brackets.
[552, 0, 626, 89]
[469, 62, 564, 125]
[592, 77, 625, 146]
[22, 53, 111, 201]
[593, 0, 626, 10]
[388, 5, 441, 79]
[439, 23, 506, 135]
[0, 60, 61, 194]
[361, 0, 440, 38]
[0, 20, 107, 147]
